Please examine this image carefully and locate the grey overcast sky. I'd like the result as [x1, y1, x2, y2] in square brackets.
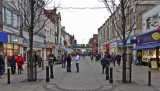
[47, 0, 110, 44]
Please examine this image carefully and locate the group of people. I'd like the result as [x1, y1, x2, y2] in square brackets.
[100, 53, 122, 74]
[60, 53, 80, 73]
[9, 54, 24, 74]
[0, 52, 25, 78]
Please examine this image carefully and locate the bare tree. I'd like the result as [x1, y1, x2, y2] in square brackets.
[4, 0, 58, 81]
[100, 0, 158, 83]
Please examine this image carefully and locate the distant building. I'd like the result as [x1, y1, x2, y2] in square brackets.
[88, 34, 98, 56]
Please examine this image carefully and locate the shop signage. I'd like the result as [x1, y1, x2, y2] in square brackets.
[11, 35, 18, 43]
[12, 37, 18, 42]
[110, 42, 117, 48]
[152, 32, 160, 40]
[0, 31, 8, 42]
[136, 30, 160, 46]
[117, 38, 134, 47]
[151, 61, 158, 69]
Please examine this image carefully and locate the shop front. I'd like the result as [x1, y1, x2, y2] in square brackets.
[117, 38, 134, 54]
[133, 30, 160, 69]
[23, 41, 46, 61]
[109, 42, 117, 55]
[4, 35, 23, 59]
[46, 43, 53, 60]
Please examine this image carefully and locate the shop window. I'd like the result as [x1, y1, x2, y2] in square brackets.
[6, 9, 12, 25]
[142, 50, 156, 63]
[7, 44, 13, 49]
[7, 50, 13, 57]
[36, 50, 41, 56]
[13, 13, 18, 28]
[2, 7, 5, 23]
[13, 45, 19, 55]
[146, 19, 151, 29]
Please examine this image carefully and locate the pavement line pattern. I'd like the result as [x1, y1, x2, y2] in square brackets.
[56, 57, 102, 91]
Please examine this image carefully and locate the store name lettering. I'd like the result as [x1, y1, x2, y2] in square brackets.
[12, 37, 18, 42]
[141, 37, 152, 43]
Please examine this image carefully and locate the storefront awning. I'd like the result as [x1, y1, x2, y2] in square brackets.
[133, 44, 160, 50]
[0, 31, 8, 42]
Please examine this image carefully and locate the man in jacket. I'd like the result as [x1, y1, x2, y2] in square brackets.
[101, 55, 109, 74]
[10, 55, 16, 74]
[0, 52, 5, 77]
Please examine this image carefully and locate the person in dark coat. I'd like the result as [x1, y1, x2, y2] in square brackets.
[10, 55, 16, 74]
[116, 54, 121, 66]
[0, 52, 5, 77]
[37, 56, 42, 68]
[101, 55, 109, 74]
[112, 54, 116, 67]
[66, 54, 71, 72]
[90, 55, 93, 62]
[52, 54, 56, 64]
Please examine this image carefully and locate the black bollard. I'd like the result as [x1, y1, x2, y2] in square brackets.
[129, 61, 132, 83]
[7, 67, 10, 84]
[109, 67, 113, 83]
[46, 66, 50, 82]
[106, 65, 109, 80]
[148, 70, 151, 86]
[50, 65, 54, 79]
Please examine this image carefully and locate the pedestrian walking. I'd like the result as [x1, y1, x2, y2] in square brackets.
[0, 52, 5, 77]
[112, 54, 116, 67]
[52, 54, 56, 64]
[96, 54, 99, 62]
[116, 54, 121, 66]
[37, 55, 42, 68]
[48, 55, 53, 66]
[10, 55, 16, 74]
[66, 54, 72, 72]
[74, 53, 80, 72]
[16, 54, 24, 74]
[137, 54, 142, 66]
[101, 55, 109, 74]
[90, 55, 93, 62]
[61, 55, 66, 68]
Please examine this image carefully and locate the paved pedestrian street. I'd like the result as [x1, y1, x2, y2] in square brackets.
[0, 57, 160, 91]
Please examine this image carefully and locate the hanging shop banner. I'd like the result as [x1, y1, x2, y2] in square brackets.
[136, 30, 160, 46]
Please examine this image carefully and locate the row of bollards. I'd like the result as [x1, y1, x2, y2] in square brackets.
[105, 65, 152, 86]
[46, 65, 54, 82]
[105, 66, 113, 83]
[6, 64, 54, 84]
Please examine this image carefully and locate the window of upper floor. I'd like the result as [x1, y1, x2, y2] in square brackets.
[3, 7, 20, 29]
[146, 18, 151, 29]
